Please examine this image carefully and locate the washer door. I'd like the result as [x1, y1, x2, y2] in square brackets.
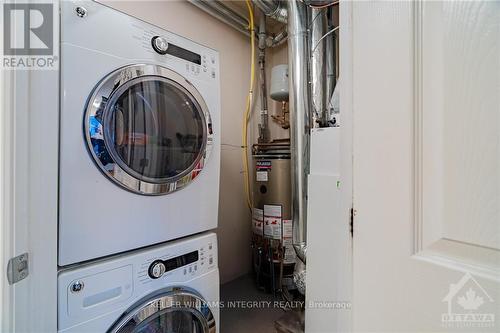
[85, 64, 213, 195]
[109, 290, 216, 333]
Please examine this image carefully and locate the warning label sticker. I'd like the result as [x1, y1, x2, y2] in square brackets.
[253, 219, 263, 235]
[256, 171, 268, 182]
[282, 219, 293, 239]
[253, 208, 264, 221]
[264, 216, 282, 239]
[252, 208, 264, 235]
[264, 205, 282, 239]
[282, 220, 295, 264]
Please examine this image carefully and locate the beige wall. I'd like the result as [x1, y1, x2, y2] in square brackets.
[101, 0, 253, 284]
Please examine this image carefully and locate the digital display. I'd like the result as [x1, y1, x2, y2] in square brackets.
[166, 43, 202, 65]
[164, 250, 199, 273]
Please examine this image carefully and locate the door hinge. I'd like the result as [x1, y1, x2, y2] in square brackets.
[350, 208, 354, 237]
[7, 253, 29, 285]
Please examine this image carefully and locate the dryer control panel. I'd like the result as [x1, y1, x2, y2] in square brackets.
[61, 0, 220, 84]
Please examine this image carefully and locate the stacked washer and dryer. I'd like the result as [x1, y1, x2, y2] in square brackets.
[58, 1, 221, 332]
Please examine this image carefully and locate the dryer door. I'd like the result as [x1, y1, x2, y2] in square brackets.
[85, 64, 213, 195]
[109, 290, 216, 333]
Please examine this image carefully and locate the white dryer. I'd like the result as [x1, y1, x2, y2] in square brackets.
[59, 1, 221, 265]
[58, 232, 219, 332]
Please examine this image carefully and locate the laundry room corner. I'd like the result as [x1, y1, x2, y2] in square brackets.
[99, 0, 254, 284]
[3, 1, 498, 332]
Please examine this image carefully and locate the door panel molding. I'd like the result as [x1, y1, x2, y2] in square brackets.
[411, 1, 500, 282]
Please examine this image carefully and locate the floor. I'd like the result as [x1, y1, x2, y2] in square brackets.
[220, 274, 285, 333]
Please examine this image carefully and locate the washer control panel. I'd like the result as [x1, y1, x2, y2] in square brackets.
[147, 251, 198, 279]
[138, 238, 216, 284]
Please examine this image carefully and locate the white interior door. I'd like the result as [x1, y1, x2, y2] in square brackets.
[351, 1, 499, 331]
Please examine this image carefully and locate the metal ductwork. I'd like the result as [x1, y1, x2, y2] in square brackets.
[287, 0, 310, 265]
[258, 10, 270, 143]
[189, 0, 288, 47]
[188, 0, 250, 37]
[324, 6, 337, 126]
[253, 0, 288, 24]
[310, 7, 328, 127]
[309, 2, 337, 127]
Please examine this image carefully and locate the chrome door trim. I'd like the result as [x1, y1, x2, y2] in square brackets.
[108, 290, 216, 333]
[84, 64, 213, 195]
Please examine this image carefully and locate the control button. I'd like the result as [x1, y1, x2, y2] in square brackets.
[208, 244, 212, 250]
[209, 257, 213, 265]
[194, 265, 197, 271]
[70, 280, 84, 293]
[189, 266, 192, 273]
[151, 36, 169, 55]
[183, 268, 187, 275]
[75, 6, 87, 18]
[148, 260, 166, 279]
[211, 70, 216, 79]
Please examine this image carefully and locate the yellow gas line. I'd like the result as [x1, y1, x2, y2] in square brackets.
[243, 0, 255, 209]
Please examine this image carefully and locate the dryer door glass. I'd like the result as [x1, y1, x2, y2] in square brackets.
[85, 64, 214, 195]
[105, 77, 206, 183]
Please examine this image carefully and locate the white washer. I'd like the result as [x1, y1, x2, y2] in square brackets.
[58, 232, 219, 332]
[59, 1, 221, 265]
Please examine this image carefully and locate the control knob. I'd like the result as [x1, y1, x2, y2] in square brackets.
[151, 36, 169, 55]
[148, 260, 166, 279]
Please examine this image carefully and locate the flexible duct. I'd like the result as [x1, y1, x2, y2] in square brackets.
[310, 7, 328, 127]
[288, 0, 310, 264]
[325, 6, 336, 125]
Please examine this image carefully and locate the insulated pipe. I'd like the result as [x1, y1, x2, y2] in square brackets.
[310, 7, 328, 127]
[253, 0, 288, 24]
[188, 0, 250, 37]
[325, 6, 336, 125]
[190, 0, 287, 48]
[288, 0, 310, 264]
[258, 11, 270, 143]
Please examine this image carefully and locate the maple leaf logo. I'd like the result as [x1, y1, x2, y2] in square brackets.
[457, 288, 484, 310]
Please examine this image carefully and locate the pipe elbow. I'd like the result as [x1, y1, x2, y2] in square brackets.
[253, 0, 288, 24]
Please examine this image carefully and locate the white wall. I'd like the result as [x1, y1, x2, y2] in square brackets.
[101, 0, 253, 284]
